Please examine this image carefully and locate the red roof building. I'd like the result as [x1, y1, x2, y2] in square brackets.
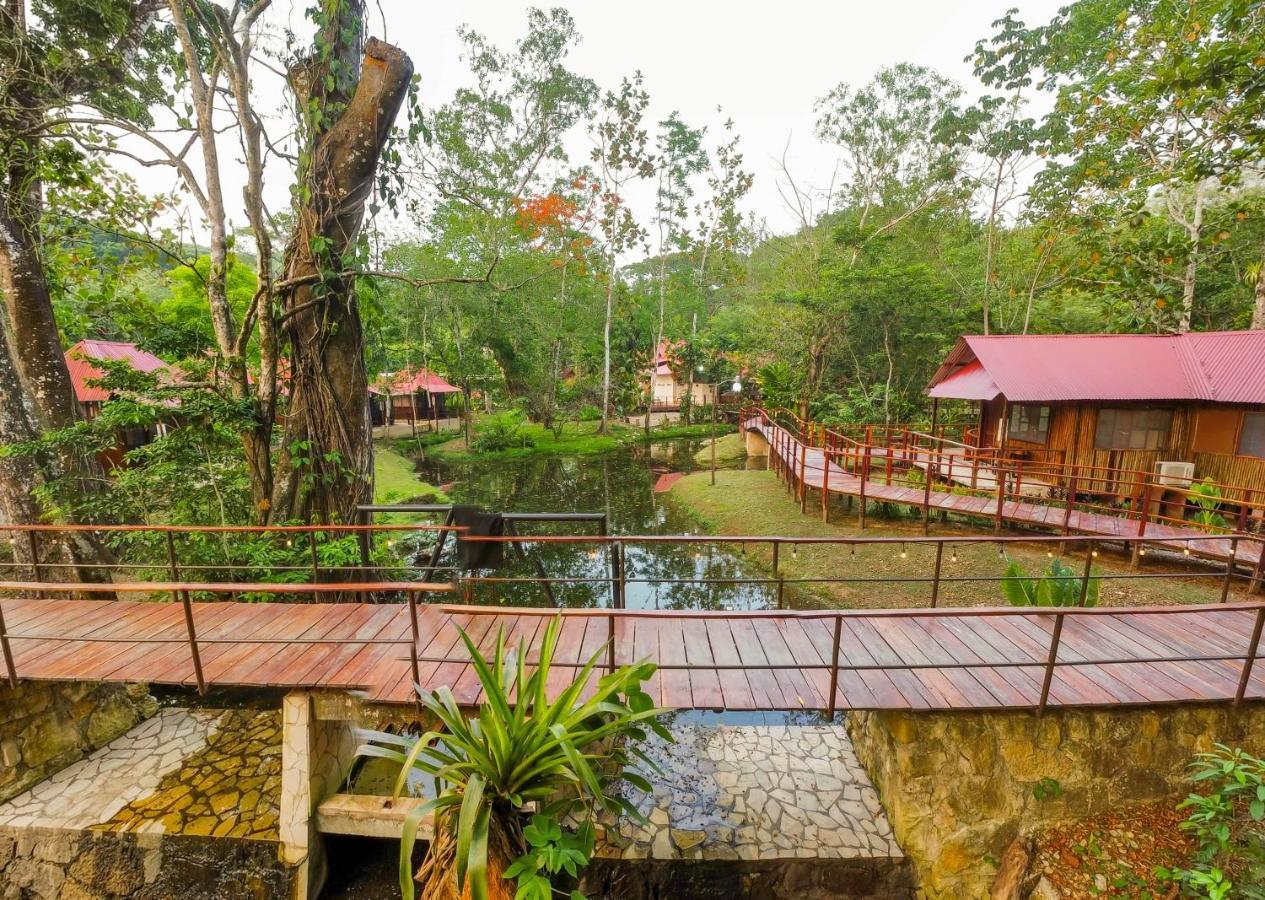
[926, 331, 1265, 497]
[65, 339, 170, 406]
[373, 368, 460, 427]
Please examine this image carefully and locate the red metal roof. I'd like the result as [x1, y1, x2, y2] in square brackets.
[65, 340, 170, 403]
[379, 368, 460, 396]
[928, 331, 1265, 403]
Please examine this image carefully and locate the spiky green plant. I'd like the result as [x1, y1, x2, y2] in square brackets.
[1002, 556, 1099, 607]
[356, 615, 668, 900]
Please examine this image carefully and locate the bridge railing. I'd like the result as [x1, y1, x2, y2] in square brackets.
[744, 408, 1265, 544]
[437, 600, 1265, 717]
[0, 579, 450, 696]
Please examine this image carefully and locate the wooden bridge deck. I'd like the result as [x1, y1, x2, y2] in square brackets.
[749, 419, 1264, 571]
[4, 595, 1265, 712]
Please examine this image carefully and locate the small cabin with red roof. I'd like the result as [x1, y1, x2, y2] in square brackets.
[65, 339, 172, 464]
[648, 341, 712, 412]
[373, 368, 460, 427]
[926, 331, 1265, 498]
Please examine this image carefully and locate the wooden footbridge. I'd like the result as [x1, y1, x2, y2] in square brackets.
[3, 507, 1265, 716]
[744, 410, 1265, 575]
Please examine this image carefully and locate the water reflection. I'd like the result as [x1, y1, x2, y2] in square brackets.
[415, 439, 792, 611]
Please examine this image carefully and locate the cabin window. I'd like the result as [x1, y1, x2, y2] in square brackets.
[1239, 413, 1265, 459]
[1007, 404, 1050, 444]
[1094, 408, 1172, 451]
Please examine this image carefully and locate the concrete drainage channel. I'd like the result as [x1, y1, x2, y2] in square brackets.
[0, 691, 911, 900]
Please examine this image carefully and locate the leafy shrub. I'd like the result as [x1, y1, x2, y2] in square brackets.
[1157, 745, 1265, 898]
[1189, 478, 1230, 533]
[578, 404, 602, 422]
[1001, 556, 1099, 607]
[357, 615, 667, 900]
[471, 412, 536, 452]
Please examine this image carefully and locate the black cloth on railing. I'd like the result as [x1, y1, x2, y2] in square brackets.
[452, 505, 505, 570]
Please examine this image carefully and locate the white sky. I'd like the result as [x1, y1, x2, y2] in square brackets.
[136, 0, 1068, 251]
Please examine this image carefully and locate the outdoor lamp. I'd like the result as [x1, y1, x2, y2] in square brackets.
[732, 379, 742, 393]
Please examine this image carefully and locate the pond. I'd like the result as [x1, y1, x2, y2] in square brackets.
[412, 437, 799, 612]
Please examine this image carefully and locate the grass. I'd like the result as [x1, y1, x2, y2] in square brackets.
[667, 468, 1230, 610]
[426, 416, 733, 462]
[373, 442, 449, 506]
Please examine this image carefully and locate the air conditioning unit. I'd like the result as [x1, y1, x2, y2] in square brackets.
[1155, 460, 1195, 487]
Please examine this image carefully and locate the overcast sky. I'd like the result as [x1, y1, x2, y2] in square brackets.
[141, 0, 1068, 249]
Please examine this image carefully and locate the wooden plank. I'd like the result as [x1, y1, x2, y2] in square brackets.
[656, 619, 693, 708]
[726, 618, 787, 708]
[703, 618, 755, 709]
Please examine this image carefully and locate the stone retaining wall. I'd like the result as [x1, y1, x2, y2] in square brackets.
[0, 825, 292, 900]
[1, 682, 155, 804]
[847, 705, 1265, 898]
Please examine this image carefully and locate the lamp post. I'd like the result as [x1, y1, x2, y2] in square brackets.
[697, 364, 742, 486]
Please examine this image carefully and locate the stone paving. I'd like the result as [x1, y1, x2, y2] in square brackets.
[599, 716, 902, 862]
[0, 708, 281, 841]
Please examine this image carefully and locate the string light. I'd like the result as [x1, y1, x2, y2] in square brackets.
[899, 543, 907, 560]
[1183, 544, 1191, 555]
[850, 544, 856, 557]
[951, 548, 958, 563]
[791, 544, 798, 559]
[1047, 550, 1054, 558]
[286, 539, 293, 548]
[1092, 549, 1099, 557]
[1138, 546, 1147, 557]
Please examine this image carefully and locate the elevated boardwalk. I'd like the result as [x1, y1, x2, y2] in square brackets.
[747, 417, 1265, 573]
[5, 594, 1265, 714]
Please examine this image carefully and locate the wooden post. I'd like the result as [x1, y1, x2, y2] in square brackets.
[1132, 483, 1153, 567]
[1078, 541, 1096, 607]
[1036, 611, 1066, 717]
[710, 386, 718, 486]
[180, 588, 206, 695]
[0, 599, 17, 688]
[1234, 604, 1265, 707]
[1251, 545, 1265, 596]
[1222, 537, 1239, 604]
[799, 430, 808, 513]
[921, 451, 934, 535]
[930, 542, 944, 608]
[858, 447, 870, 529]
[612, 540, 625, 610]
[994, 469, 1007, 534]
[777, 576, 785, 610]
[821, 446, 831, 523]
[1062, 472, 1078, 536]
[25, 531, 41, 583]
[607, 613, 617, 674]
[826, 614, 843, 719]
[772, 540, 780, 574]
[407, 590, 421, 691]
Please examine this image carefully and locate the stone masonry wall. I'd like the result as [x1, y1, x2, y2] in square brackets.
[1, 682, 155, 804]
[847, 704, 1265, 898]
[0, 825, 293, 900]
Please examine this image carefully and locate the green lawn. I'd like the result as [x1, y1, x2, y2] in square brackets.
[427, 417, 733, 462]
[693, 431, 747, 465]
[667, 469, 1228, 610]
[373, 442, 449, 506]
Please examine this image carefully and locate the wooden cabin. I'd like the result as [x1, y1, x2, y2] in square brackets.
[374, 368, 460, 428]
[926, 332, 1265, 500]
[65, 339, 171, 466]
[648, 341, 712, 412]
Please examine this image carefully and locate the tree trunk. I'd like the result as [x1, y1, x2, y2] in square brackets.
[273, 23, 413, 523]
[1253, 241, 1265, 330]
[600, 252, 615, 433]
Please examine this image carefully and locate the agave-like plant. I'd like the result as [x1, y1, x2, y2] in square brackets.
[356, 615, 668, 900]
[1001, 555, 1100, 607]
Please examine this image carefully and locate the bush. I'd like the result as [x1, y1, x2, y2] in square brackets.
[471, 412, 536, 452]
[578, 404, 602, 422]
[1189, 478, 1230, 533]
[1157, 745, 1265, 898]
[1001, 556, 1099, 607]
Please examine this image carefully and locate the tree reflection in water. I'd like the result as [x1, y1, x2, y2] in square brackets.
[415, 439, 797, 611]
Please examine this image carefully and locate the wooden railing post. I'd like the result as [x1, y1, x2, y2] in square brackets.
[799, 432, 808, 513]
[407, 589, 422, 691]
[826, 614, 843, 719]
[1234, 604, 1265, 707]
[1222, 537, 1239, 604]
[26, 531, 41, 583]
[1132, 483, 1153, 567]
[0, 599, 17, 688]
[612, 540, 626, 610]
[777, 576, 785, 609]
[921, 452, 934, 535]
[1251, 545, 1265, 596]
[930, 542, 944, 608]
[994, 469, 1007, 535]
[821, 447, 831, 523]
[357, 507, 372, 573]
[607, 613, 616, 674]
[858, 447, 870, 529]
[310, 527, 322, 604]
[1062, 472, 1078, 536]
[179, 587, 206, 695]
[772, 539, 780, 574]
[1036, 611, 1066, 717]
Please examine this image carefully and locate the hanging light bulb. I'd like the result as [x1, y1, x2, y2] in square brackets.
[1047, 549, 1054, 558]
[1139, 546, 1147, 557]
[791, 544, 798, 559]
[1092, 549, 1099, 557]
[951, 548, 958, 563]
[900, 543, 907, 560]
[1183, 544, 1191, 556]
[286, 538, 294, 548]
[850, 544, 856, 557]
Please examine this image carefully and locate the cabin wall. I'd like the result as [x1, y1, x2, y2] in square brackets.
[982, 399, 1265, 498]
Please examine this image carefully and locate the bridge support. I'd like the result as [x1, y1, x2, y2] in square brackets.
[744, 426, 769, 458]
[280, 691, 359, 900]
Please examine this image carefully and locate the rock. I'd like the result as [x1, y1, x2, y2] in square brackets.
[670, 829, 706, 851]
[1030, 877, 1062, 900]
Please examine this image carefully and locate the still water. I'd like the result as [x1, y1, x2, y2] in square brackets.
[413, 438, 791, 611]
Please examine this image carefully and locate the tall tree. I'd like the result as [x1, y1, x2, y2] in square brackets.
[591, 72, 654, 432]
